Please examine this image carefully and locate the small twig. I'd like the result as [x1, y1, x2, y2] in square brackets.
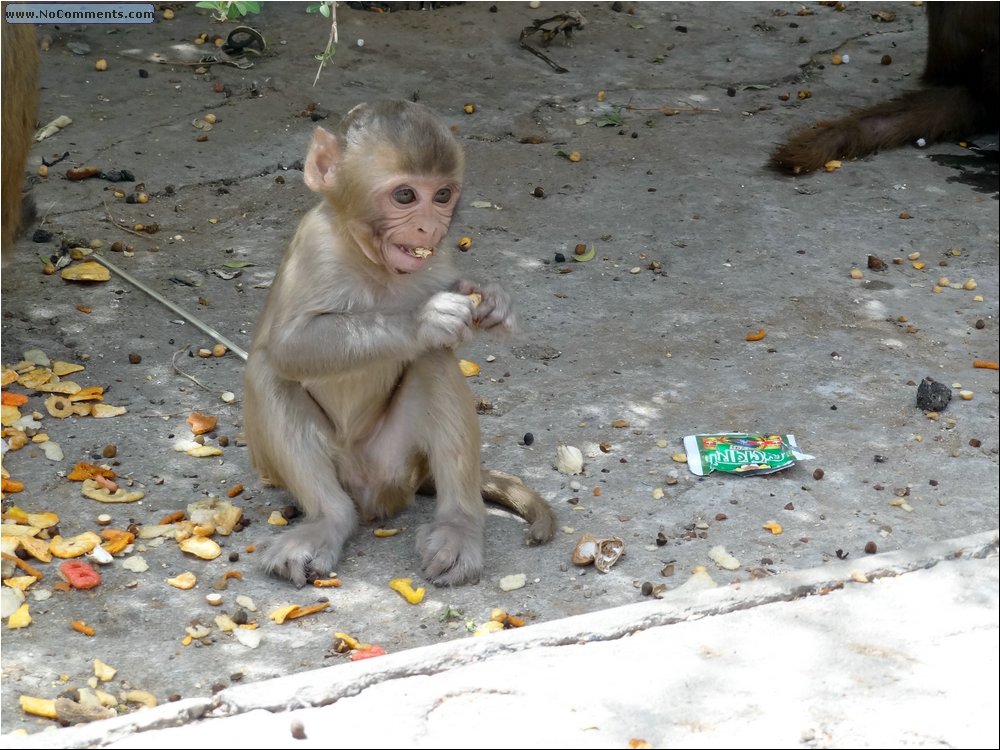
[91, 253, 250, 360]
[623, 103, 720, 116]
[171, 348, 216, 393]
[102, 201, 150, 238]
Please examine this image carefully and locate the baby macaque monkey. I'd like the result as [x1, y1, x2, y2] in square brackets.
[244, 99, 555, 587]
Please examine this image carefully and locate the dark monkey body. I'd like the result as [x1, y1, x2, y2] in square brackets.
[771, 2, 999, 174]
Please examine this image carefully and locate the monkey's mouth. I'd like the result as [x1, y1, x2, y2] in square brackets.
[406, 246, 434, 259]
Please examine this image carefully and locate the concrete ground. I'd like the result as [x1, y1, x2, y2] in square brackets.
[2, 1, 997, 745]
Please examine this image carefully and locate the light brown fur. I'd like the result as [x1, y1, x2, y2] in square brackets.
[243, 100, 555, 587]
[1, 22, 39, 256]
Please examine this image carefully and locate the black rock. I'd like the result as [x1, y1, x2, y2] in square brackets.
[916, 377, 951, 411]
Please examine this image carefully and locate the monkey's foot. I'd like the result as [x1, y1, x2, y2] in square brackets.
[258, 520, 348, 588]
[416, 520, 484, 586]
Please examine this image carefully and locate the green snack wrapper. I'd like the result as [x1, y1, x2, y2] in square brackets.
[683, 433, 814, 477]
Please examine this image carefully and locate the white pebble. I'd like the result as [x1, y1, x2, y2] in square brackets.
[916, 137, 927, 148]
[841, 53, 850, 64]
[357, 38, 364, 47]
[235, 628, 262, 648]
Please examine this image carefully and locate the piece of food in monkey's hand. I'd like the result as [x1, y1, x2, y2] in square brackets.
[467, 292, 483, 327]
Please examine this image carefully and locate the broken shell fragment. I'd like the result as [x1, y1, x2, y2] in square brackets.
[593, 536, 625, 572]
[572, 532, 599, 565]
[556, 444, 584, 475]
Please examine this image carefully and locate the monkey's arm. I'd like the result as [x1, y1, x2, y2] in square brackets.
[266, 291, 478, 382]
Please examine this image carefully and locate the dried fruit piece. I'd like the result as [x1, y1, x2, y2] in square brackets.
[179, 536, 222, 560]
[68, 462, 117, 482]
[99, 528, 135, 555]
[762, 521, 783, 535]
[60, 261, 111, 282]
[50, 532, 102, 558]
[8, 603, 32, 628]
[187, 411, 218, 435]
[373, 528, 399, 537]
[91, 404, 127, 418]
[17, 535, 52, 563]
[458, 359, 480, 377]
[81, 478, 144, 504]
[166, 572, 197, 589]
[745, 328, 766, 342]
[51, 360, 85, 377]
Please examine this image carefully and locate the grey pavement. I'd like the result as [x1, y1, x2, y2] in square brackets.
[6, 531, 998, 749]
[1, 1, 998, 747]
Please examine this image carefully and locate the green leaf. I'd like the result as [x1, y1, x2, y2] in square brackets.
[593, 111, 623, 128]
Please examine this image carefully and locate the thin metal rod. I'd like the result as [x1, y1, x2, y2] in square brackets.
[93, 254, 249, 361]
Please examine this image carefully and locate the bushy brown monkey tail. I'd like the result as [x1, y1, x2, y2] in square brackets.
[481, 469, 556, 544]
[770, 85, 985, 175]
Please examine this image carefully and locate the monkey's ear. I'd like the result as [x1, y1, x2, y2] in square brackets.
[303, 127, 341, 193]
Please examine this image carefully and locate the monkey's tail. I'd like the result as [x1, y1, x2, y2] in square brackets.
[481, 469, 556, 544]
[770, 85, 987, 175]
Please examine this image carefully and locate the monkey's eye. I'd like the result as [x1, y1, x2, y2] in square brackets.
[433, 188, 453, 204]
[392, 187, 416, 205]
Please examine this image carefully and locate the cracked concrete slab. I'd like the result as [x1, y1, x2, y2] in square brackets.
[2, 1, 997, 744]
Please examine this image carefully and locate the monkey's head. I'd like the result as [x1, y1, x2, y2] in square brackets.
[304, 100, 464, 275]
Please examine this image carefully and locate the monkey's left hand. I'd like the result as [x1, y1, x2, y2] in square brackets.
[455, 280, 517, 334]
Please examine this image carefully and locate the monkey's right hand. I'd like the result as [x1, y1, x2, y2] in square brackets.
[417, 292, 477, 348]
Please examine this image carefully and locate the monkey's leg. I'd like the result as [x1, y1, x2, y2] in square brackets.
[374, 349, 485, 585]
[247, 374, 359, 587]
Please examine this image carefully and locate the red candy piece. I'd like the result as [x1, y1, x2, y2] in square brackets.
[350, 645, 386, 661]
[59, 560, 102, 589]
